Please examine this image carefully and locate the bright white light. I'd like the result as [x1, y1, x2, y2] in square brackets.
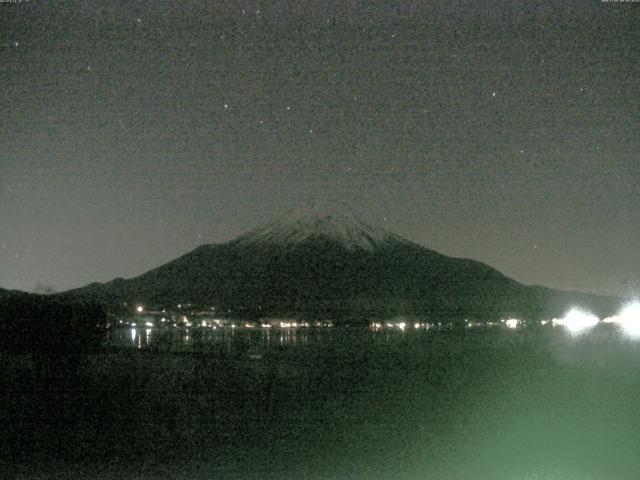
[505, 318, 519, 329]
[612, 302, 640, 338]
[398, 322, 406, 331]
[145, 321, 153, 327]
[558, 308, 599, 335]
[136, 306, 144, 313]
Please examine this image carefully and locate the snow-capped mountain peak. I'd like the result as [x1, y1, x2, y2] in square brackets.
[234, 202, 400, 251]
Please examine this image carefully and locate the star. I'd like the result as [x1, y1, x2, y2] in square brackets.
[224, 104, 228, 109]
[492, 92, 496, 97]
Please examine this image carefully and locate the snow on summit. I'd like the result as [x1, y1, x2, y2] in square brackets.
[235, 202, 401, 251]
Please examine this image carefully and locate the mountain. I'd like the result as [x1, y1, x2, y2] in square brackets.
[0, 286, 107, 357]
[59, 205, 621, 323]
[0, 287, 33, 303]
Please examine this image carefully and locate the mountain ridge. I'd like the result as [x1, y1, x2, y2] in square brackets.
[58, 207, 622, 322]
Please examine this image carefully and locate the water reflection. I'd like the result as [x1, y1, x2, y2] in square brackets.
[114, 325, 391, 352]
[111, 320, 624, 354]
[112, 325, 322, 352]
[111, 319, 484, 353]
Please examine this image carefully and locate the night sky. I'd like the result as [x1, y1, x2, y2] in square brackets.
[1, 1, 639, 296]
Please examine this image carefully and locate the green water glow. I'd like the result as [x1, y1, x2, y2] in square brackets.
[4, 325, 640, 479]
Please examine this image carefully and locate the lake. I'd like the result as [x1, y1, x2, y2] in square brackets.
[4, 323, 640, 479]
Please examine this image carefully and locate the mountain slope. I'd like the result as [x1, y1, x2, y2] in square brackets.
[0, 287, 33, 302]
[59, 206, 621, 322]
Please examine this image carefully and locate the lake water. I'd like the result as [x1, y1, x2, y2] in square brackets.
[6, 323, 640, 479]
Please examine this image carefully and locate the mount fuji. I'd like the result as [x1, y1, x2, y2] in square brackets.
[234, 203, 406, 251]
[59, 204, 619, 322]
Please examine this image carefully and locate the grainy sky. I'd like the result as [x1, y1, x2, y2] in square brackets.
[1, 0, 639, 295]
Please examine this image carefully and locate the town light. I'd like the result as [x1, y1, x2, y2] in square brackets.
[505, 318, 519, 329]
[609, 301, 640, 338]
[558, 308, 599, 335]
